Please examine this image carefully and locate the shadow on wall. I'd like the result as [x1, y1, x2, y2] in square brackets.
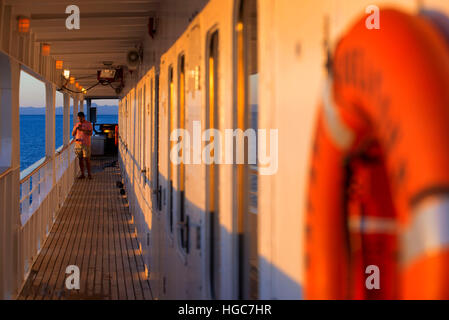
[119, 147, 303, 300]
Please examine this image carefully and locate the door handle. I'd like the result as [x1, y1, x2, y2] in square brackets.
[177, 217, 190, 253]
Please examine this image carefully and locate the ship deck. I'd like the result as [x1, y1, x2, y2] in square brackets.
[17, 157, 152, 300]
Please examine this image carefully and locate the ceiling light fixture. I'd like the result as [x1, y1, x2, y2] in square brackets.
[42, 43, 51, 56]
[56, 60, 63, 70]
[17, 16, 30, 33]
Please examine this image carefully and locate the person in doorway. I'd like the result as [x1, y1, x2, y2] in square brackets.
[72, 112, 93, 180]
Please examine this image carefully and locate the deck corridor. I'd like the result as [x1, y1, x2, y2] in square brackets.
[18, 157, 152, 300]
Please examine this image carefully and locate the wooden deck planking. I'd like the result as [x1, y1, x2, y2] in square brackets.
[112, 181, 128, 300]
[114, 193, 137, 300]
[17, 157, 153, 300]
[48, 174, 93, 300]
[118, 193, 143, 300]
[78, 177, 96, 299]
[91, 175, 104, 297]
[47, 181, 89, 300]
[23, 177, 82, 300]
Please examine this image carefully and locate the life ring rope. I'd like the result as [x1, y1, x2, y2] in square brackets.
[321, 77, 355, 151]
[402, 196, 449, 267]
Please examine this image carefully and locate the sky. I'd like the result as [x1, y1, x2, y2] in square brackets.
[20, 71, 118, 108]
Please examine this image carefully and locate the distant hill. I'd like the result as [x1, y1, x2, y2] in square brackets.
[20, 103, 118, 115]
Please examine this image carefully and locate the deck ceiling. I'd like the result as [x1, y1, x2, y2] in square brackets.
[7, 0, 160, 95]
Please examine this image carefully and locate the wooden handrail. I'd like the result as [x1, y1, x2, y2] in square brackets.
[56, 139, 75, 156]
[20, 157, 50, 184]
[21, 141, 76, 183]
[0, 166, 19, 180]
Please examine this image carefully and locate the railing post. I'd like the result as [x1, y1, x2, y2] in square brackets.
[72, 98, 79, 176]
[10, 57, 20, 300]
[86, 98, 92, 122]
[46, 82, 56, 187]
[63, 92, 70, 147]
[73, 96, 79, 121]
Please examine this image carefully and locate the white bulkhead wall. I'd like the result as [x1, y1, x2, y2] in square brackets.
[155, 0, 239, 300]
[120, 0, 449, 300]
[120, 0, 238, 299]
[258, 0, 426, 300]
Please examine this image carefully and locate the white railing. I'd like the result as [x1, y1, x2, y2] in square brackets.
[55, 144, 72, 182]
[17, 141, 77, 286]
[19, 157, 53, 225]
[19, 143, 76, 225]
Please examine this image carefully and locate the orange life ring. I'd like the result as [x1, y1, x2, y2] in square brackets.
[305, 9, 449, 300]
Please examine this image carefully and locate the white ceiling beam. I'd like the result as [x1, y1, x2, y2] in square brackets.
[36, 37, 142, 48]
[12, 3, 158, 15]
[6, 0, 157, 5]
[32, 29, 145, 41]
[53, 51, 129, 58]
[51, 46, 130, 54]
[31, 12, 153, 20]
[31, 16, 149, 28]
[29, 24, 144, 32]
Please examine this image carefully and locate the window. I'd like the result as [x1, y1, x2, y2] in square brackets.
[142, 84, 147, 184]
[178, 55, 188, 250]
[155, 75, 161, 211]
[207, 31, 220, 299]
[168, 67, 175, 234]
[133, 91, 138, 160]
[126, 97, 130, 148]
[137, 88, 143, 173]
[149, 78, 154, 187]
[236, 0, 259, 300]
[19, 70, 46, 171]
[120, 98, 125, 144]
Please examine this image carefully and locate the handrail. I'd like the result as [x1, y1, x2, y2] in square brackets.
[56, 145, 64, 154]
[20, 157, 49, 183]
[56, 139, 75, 155]
[20, 142, 77, 224]
[0, 166, 19, 180]
[20, 140, 76, 183]
[19, 174, 45, 204]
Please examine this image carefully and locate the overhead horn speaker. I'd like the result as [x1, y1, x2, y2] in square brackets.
[126, 49, 141, 71]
